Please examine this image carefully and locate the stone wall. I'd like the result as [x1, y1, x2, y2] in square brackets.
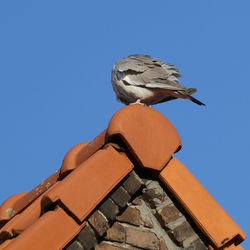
[64, 168, 209, 250]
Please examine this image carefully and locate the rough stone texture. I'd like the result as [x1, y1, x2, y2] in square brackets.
[95, 241, 131, 250]
[131, 196, 142, 205]
[116, 207, 141, 226]
[143, 216, 154, 229]
[159, 237, 169, 250]
[77, 224, 97, 250]
[168, 221, 196, 246]
[64, 167, 209, 250]
[157, 205, 183, 226]
[99, 198, 119, 220]
[105, 222, 125, 243]
[125, 227, 159, 249]
[122, 171, 143, 195]
[186, 239, 208, 250]
[142, 181, 171, 208]
[111, 186, 131, 208]
[88, 210, 109, 237]
[64, 240, 83, 250]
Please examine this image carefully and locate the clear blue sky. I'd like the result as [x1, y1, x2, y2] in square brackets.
[0, 1, 249, 247]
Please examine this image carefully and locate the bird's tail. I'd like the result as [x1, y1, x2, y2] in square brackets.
[185, 88, 206, 106]
[186, 88, 197, 95]
[188, 95, 206, 105]
[179, 88, 206, 106]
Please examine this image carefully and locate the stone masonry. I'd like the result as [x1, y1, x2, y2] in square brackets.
[64, 168, 210, 250]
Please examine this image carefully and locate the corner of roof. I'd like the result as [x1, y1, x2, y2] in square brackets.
[0, 105, 246, 250]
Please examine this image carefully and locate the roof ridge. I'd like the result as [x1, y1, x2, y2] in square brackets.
[0, 105, 245, 249]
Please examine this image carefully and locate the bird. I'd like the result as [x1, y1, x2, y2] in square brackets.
[111, 54, 205, 106]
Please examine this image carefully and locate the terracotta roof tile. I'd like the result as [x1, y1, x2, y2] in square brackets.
[60, 142, 89, 176]
[106, 105, 181, 170]
[0, 196, 42, 243]
[0, 192, 27, 224]
[11, 171, 60, 218]
[61, 130, 106, 177]
[0, 105, 245, 249]
[0, 239, 13, 249]
[160, 157, 246, 248]
[3, 207, 85, 250]
[42, 145, 133, 222]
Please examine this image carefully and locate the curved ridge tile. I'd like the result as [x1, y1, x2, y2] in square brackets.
[106, 104, 182, 170]
[0, 193, 27, 225]
[60, 142, 89, 177]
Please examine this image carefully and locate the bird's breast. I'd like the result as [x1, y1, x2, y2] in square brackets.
[112, 79, 165, 105]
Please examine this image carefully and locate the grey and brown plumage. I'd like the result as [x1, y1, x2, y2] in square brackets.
[111, 54, 205, 106]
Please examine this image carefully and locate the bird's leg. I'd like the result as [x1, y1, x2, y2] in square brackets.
[129, 99, 145, 105]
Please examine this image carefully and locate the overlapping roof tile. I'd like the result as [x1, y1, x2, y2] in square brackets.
[0, 105, 246, 250]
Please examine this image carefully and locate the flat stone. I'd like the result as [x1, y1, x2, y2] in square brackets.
[77, 224, 98, 250]
[142, 185, 170, 209]
[95, 241, 130, 250]
[131, 197, 142, 205]
[126, 226, 159, 249]
[88, 210, 109, 237]
[156, 205, 182, 226]
[159, 237, 169, 250]
[168, 221, 196, 245]
[64, 240, 83, 250]
[111, 186, 131, 208]
[105, 222, 125, 243]
[116, 207, 141, 226]
[186, 239, 207, 250]
[143, 216, 154, 229]
[122, 171, 142, 195]
[99, 198, 120, 220]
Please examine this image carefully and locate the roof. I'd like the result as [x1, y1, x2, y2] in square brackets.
[0, 104, 246, 250]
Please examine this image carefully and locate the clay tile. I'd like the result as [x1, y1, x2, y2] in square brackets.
[3, 207, 84, 250]
[159, 158, 246, 248]
[10, 171, 60, 217]
[60, 130, 106, 177]
[0, 239, 13, 249]
[42, 146, 133, 222]
[60, 142, 89, 177]
[0, 193, 27, 226]
[106, 105, 181, 171]
[0, 195, 45, 243]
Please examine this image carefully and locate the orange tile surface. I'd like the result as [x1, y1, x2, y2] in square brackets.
[43, 145, 133, 222]
[224, 245, 244, 250]
[0, 193, 27, 224]
[3, 207, 84, 250]
[60, 142, 89, 176]
[61, 130, 106, 177]
[10, 171, 60, 220]
[0, 239, 13, 249]
[0, 195, 44, 241]
[0, 106, 246, 249]
[160, 158, 246, 248]
[75, 130, 106, 166]
[107, 105, 181, 170]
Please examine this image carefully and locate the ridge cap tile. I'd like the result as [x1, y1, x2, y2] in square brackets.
[60, 129, 106, 177]
[106, 104, 181, 171]
[9, 171, 60, 221]
[0, 192, 27, 225]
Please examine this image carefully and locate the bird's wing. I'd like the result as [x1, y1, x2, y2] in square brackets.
[115, 55, 187, 91]
[115, 56, 148, 72]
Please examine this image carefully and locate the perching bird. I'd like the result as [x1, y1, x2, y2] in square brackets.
[112, 54, 205, 106]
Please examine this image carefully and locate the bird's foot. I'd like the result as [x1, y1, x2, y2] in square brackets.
[129, 99, 146, 105]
